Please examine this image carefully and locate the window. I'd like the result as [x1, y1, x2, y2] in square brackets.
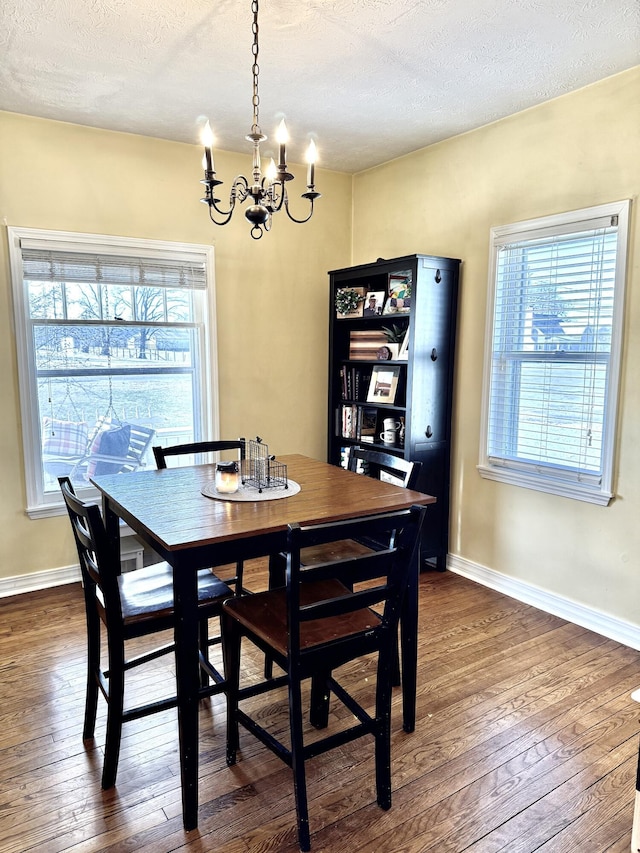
[8, 228, 218, 518]
[479, 200, 630, 505]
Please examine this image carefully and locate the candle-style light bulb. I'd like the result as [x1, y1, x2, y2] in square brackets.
[265, 158, 277, 183]
[276, 119, 288, 168]
[201, 120, 215, 173]
[306, 139, 317, 187]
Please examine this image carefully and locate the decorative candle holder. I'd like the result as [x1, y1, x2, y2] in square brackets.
[215, 460, 240, 494]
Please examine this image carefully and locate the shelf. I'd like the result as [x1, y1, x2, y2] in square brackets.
[338, 400, 406, 410]
[340, 438, 406, 454]
[342, 359, 407, 366]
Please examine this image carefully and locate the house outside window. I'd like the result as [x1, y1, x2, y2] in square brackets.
[479, 200, 630, 505]
[8, 228, 218, 518]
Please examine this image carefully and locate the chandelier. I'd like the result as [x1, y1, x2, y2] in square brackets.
[199, 0, 320, 240]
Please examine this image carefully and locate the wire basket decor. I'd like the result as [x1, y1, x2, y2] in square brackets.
[242, 437, 289, 493]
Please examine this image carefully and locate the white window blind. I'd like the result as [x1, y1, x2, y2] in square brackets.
[479, 201, 630, 505]
[19, 250, 207, 290]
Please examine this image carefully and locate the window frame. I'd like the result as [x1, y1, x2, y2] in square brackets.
[478, 200, 630, 505]
[8, 227, 219, 518]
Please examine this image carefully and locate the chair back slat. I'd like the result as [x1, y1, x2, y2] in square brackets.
[285, 506, 426, 659]
[347, 446, 422, 490]
[153, 439, 245, 469]
[299, 583, 389, 622]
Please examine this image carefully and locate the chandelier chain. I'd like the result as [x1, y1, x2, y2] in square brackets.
[251, 0, 260, 135]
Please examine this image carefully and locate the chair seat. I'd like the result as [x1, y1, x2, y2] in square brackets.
[119, 562, 232, 625]
[223, 578, 381, 656]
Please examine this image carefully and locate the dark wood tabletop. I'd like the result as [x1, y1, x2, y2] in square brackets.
[92, 453, 435, 831]
[93, 453, 435, 557]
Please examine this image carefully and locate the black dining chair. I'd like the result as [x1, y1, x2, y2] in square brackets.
[222, 505, 427, 851]
[59, 477, 232, 790]
[298, 446, 422, 566]
[153, 439, 246, 592]
[265, 447, 422, 682]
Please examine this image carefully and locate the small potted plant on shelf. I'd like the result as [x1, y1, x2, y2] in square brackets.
[378, 323, 407, 360]
[335, 287, 365, 318]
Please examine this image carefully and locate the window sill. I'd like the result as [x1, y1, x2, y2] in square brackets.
[26, 498, 138, 535]
[477, 464, 613, 506]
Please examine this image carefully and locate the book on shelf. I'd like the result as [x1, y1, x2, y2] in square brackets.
[339, 445, 364, 473]
[339, 445, 351, 469]
[339, 366, 372, 401]
[359, 407, 377, 443]
[339, 404, 358, 439]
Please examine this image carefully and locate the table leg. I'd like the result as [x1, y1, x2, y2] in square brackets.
[400, 549, 419, 733]
[173, 565, 200, 830]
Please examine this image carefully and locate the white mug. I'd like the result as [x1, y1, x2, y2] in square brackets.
[379, 429, 397, 444]
[382, 417, 401, 432]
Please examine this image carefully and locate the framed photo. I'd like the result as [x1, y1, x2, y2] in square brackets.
[362, 291, 385, 317]
[367, 365, 401, 404]
[383, 272, 412, 315]
[335, 286, 365, 319]
[398, 329, 410, 360]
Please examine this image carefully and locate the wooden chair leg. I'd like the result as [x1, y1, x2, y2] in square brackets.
[391, 628, 401, 688]
[101, 645, 125, 789]
[198, 618, 210, 688]
[309, 670, 330, 729]
[375, 647, 393, 811]
[83, 605, 101, 739]
[288, 675, 311, 852]
[264, 553, 286, 679]
[223, 612, 240, 766]
[632, 736, 640, 853]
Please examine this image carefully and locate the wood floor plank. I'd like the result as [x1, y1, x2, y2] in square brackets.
[0, 572, 638, 853]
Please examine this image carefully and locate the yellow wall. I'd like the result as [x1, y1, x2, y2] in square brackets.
[0, 111, 352, 578]
[353, 67, 640, 625]
[3, 68, 640, 630]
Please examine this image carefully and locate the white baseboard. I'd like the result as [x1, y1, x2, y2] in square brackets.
[4, 553, 640, 652]
[447, 554, 640, 652]
[0, 563, 81, 598]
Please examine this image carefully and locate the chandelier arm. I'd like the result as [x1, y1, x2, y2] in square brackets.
[204, 174, 252, 221]
[207, 205, 236, 227]
[267, 180, 286, 213]
[283, 193, 320, 224]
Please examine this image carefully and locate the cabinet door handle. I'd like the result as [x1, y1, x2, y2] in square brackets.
[435, 269, 442, 283]
[431, 348, 438, 361]
[425, 425, 433, 438]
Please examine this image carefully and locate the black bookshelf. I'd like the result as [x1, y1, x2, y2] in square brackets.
[327, 254, 460, 570]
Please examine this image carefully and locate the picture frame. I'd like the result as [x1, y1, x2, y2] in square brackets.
[362, 291, 385, 317]
[382, 271, 412, 315]
[398, 329, 410, 360]
[335, 286, 366, 319]
[367, 365, 401, 404]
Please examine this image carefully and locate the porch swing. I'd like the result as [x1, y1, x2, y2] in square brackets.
[41, 274, 156, 487]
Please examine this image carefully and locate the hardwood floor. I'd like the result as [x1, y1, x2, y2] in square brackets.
[1, 565, 638, 852]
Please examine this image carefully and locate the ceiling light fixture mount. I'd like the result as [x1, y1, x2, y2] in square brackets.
[199, 0, 320, 240]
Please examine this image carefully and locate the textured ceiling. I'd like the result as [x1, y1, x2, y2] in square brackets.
[1, 0, 638, 173]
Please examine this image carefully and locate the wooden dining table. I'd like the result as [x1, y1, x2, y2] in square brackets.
[91, 453, 435, 831]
